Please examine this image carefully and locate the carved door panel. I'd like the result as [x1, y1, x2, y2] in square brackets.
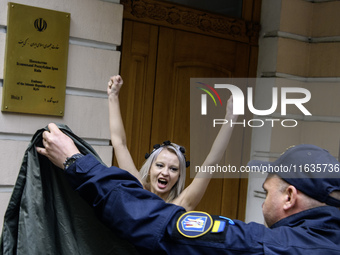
[118, 0, 260, 219]
[118, 21, 159, 169]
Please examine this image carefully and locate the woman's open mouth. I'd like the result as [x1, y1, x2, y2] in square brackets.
[157, 178, 168, 189]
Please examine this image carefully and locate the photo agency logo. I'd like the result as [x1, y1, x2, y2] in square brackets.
[190, 78, 313, 178]
[196, 82, 223, 115]
[194, 79, 312, 128]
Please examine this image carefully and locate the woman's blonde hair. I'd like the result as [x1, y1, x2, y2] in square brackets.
[139, 142, 188, 202]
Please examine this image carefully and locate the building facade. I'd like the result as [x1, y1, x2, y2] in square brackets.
[0, 0, 340, 232]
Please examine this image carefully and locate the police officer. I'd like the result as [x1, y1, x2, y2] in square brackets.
[38, 123, 340, 254]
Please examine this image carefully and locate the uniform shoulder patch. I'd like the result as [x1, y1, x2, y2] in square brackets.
[176, 211, 213, 238]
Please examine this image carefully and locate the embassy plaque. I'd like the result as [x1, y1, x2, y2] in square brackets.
[1, 3, 70, 116]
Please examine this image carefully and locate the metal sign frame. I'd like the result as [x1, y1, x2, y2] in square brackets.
[1, 2, 70, 116]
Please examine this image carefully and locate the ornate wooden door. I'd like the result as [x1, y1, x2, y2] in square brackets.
[117, 0, 260, 219]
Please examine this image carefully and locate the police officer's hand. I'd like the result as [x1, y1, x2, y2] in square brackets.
[37, 123, 80, 169]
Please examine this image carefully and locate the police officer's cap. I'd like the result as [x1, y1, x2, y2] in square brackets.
[248, 144, 340, 207]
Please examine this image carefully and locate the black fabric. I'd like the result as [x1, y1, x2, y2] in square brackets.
[0, 124, 138, 255]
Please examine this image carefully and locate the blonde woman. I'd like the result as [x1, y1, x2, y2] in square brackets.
[108, 75, 237, 211]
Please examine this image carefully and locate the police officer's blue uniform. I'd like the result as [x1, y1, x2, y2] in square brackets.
[64, 154, 340, 254]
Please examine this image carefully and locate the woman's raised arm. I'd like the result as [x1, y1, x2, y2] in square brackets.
[172, 96, 237, 211]
[107, 75, 141, 183]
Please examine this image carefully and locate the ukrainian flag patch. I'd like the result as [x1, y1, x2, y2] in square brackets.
[176, 211, 213, 238]
[211, 220, 226, 233]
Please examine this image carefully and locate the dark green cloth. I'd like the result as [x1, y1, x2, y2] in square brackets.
[0, 124, 138, 255]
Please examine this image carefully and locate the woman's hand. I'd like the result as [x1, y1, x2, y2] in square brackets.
[226, 95, 238, 121]
[107, 75, 123, 96]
